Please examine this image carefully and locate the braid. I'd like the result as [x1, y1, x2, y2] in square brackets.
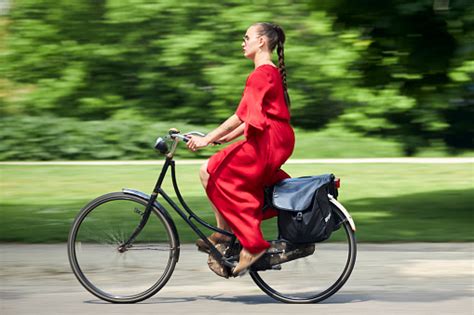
[276, 39, 291, 107]
[255, 22, 291, 108]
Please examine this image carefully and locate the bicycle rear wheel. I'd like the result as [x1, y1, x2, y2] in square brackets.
[250, 208, 356, 303]
[67, 192, 179, 303]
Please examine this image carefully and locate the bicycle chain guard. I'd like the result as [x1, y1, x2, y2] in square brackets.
[207, 240, 316, 277]
[251, 240, 316, 272]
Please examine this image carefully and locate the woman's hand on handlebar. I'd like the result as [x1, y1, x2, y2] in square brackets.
[185, 135, 210, 151]
[212, 136, 228, 145]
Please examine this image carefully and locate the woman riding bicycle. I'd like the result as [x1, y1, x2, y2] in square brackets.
[186, 22, 295, 276]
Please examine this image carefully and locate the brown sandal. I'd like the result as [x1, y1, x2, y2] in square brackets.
[232, 249, 266, 276]
[195, 233, 231, 254]
[207, 243, 230, 278]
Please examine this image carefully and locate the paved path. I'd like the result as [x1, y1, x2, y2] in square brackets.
[0, 157, 473, 165]
[0, 243, 473, 314]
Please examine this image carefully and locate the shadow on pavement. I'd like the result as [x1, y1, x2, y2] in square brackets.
[85, 296, 198, 304]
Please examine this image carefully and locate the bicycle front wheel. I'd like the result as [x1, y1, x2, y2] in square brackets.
[250, 208, 357, 303]
[67, 192, 179, 303]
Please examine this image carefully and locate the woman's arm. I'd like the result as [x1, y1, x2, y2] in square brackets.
[217, 123, 244, 144]
[186, 114, 242, 151]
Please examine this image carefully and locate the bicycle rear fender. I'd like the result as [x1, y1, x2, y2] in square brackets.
[122, 188, 181, 259]
[328, 194, 356, 232]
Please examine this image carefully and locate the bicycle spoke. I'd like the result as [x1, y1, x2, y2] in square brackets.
[68, 193, 179, 303]
[251, 209, 356, 303]
[126, 244, 174, 251]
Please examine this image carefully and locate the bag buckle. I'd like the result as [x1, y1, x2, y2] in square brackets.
[296, 212, 303, 221]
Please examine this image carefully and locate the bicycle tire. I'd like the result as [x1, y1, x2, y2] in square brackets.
[250, 207, 357, 303]
[67, 192, 179, 303]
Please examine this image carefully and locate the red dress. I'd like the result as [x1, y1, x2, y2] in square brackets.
[206, 64, 295, 254]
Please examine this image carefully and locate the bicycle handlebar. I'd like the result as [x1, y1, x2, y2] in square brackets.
[154, 129, 221, 156]
[170, 129, 221, 145]
[172, 133, 189, 143]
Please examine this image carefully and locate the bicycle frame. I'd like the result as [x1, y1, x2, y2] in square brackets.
[120, 153, 238, 269]
[118, 129, 356, 272]
[68, 128, 358, 304]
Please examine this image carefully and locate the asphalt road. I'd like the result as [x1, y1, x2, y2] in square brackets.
[0, 243, 472, 314]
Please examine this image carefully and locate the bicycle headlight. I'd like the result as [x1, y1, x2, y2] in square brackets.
[154, 137, 169, 154]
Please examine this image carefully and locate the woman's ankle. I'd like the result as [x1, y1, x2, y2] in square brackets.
[210, 232, 231, 242]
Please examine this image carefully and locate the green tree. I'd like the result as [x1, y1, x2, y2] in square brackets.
[1, 0, 367, 128]
[1, 0, 472, 156]
[313, 0, 474, 154]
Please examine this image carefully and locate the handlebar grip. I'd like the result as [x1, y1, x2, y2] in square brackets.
[182, 137, 219, 145]
[173, 133, 220, 145]
[173, 134, 189, 143]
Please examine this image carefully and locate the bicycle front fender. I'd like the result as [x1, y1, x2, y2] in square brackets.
[328, 194, 356, 232]
[122, 188, 181, 256]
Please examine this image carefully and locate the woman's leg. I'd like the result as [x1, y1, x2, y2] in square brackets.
[200, 160, 231, 232]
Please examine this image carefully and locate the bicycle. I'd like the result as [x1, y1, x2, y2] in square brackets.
[67, 128, 357, 304]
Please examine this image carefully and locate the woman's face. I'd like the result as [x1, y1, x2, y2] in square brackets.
[242, 25, 263, 59]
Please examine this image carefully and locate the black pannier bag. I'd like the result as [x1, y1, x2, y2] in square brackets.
[265, 174, 339, 244]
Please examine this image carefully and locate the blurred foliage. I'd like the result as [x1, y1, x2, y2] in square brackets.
[313, 0, 474, 154]
[2, 116, 468, 160]
[0, 116, 405, 161]
[1, 0, 473, 157]
[0, 116, 219, 160]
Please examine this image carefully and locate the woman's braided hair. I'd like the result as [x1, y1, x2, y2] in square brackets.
[255, 22, 291, 107]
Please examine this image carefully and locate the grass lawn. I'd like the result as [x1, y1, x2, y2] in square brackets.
[1, 162, 473, 243]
